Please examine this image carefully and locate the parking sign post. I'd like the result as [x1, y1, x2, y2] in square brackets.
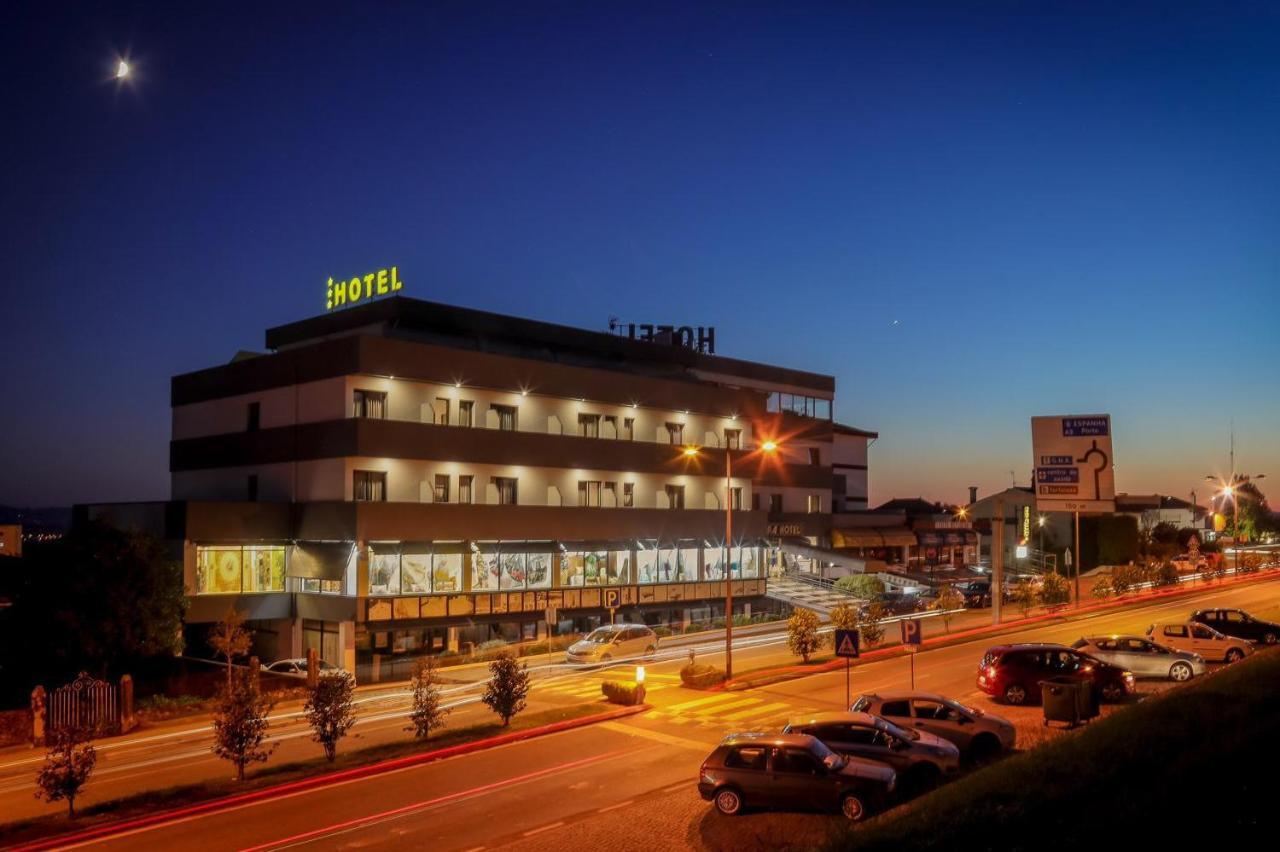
[900, 619, 922, 689]
[834, 629, 860, 708]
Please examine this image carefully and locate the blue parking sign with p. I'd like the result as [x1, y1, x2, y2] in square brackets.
[604, 589, 621, 609]
[900, 618, 922, 647]
[834, 629, 860, 658]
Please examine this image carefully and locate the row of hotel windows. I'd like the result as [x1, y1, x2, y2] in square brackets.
[368, 541, 764, 596]
[351, 389, 742, 448]
[352, 470, 764, 510]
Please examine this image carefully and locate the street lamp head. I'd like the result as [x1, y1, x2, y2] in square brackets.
[760, 440, 778, 453]
[682, 446, 699, 458]
[1037, 515, 1046, 527]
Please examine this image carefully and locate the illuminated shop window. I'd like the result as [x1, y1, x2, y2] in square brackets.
[196, 546, 285, 594]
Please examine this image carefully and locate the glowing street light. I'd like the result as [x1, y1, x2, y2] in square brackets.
[115, 59, 130, 80]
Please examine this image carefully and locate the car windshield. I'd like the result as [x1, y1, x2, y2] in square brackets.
[584, 628, 621, 644]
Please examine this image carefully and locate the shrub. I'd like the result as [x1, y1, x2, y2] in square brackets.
[685, 622, 707, 634]
[1155, 562, 1180, 588]
[1011, 579, 1038, 617]
[1091, 576, 1114, 600]
[857, 602, 889, 648]
[406, 656, 449, 740]
[1039, 572, 1071, 607]
[482, 653, 530, 726]
[304, 672, 356, 762]
[601, 680, 645, 706]
[787, 607, 823, 662]
[711, 617, 727, 629]
[653, 626, 674, 638]
[211, 670, 274, 780]
[732, 613, 753, 627]
[477, 639, 508, 652]
[679, 663, 725, 689]
[829, 602, 859, 631]
[834, 574, 885, 598]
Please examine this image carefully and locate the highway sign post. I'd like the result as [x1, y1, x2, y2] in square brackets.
[835, 629, 860, 708]
[1032, 414, 1118, 608]
[900, 619, 923, 688]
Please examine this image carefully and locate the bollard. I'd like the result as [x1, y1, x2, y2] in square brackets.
[120, 675, 137, 733]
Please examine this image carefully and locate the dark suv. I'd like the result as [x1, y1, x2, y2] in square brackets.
[976, 643, 1135, 705]
[698, 732, 896, 822]
[1191, 608, 1280, 645]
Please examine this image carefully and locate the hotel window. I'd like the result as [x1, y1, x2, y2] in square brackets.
[623, 417, 635, 441]
[354, 470, 387, 502]
[458, 400, 474, 427]
[492, 404, 518, 431]
[665, 484, 685, 509]
[751, 493, 760, 511]
[433, 397, 450, 426]
[354, 390, 387, 419]
[665, 422, 684, 444]
[246, 401, 260, 431]
[247, 474, 259, 502]
[578, 480, 601, 507]
[770, 494, 783, 513]
[807, 494, 822, 513]
[603, 481, 617, 507]
[458, 475, 473, 504]
[494, 476, 519, 505]
[578, 413, 600, 438]
[602, 415, 618, 439]
[808, 448, 821, 466]
[730, 487, 743, 510]
[724, 428, 741, 449]
[434, 474, 450, 504]
[622, 482, 634, 507]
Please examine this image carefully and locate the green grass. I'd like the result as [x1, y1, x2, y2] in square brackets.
[0, 700, 611, 845]
[825, 648, 1280, 851]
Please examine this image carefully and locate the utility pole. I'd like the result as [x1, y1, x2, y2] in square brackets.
[992, 498, 1004, 624]
[1074, 511, 1081, 606]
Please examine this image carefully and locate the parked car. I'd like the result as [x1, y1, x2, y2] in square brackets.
[976, 643, 1135, 705]
[783, 711, 960, 794]
[1171, 555, 1208, 574]
[261, 658, 344, 678]
[1071, 636, 1205, 682]
[698, 732, 895, 821]
[1146, 621, 1252, 663]
[565, 623, 658, 664]
[1190, 608, 1280, 645]
[955, 580, 1009, 608]
[851, 691, 1016, 761]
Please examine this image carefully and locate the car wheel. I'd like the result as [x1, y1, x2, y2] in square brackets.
[714, 787, 743, 816]
[1225, 648, 1245, 663]
[1263, 632, 1277, 645]
[1100, 682, 1125, 702]
[1002, 683, 1028, 705]
[1169, 662, 1194, 682]
[969, 733, 1001, 763]
[840, 793, 866, 822]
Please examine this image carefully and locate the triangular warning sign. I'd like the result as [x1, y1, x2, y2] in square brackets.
[837, 634, 857, 656]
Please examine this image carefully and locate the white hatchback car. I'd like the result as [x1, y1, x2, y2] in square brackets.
[565, 624, 659, 664]
[1146, 622, 1252, 663]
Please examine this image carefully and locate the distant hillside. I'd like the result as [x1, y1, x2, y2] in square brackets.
[0, 506, 71, 533]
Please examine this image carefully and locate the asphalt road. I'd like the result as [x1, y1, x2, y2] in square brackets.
[61, 575, 1279, 851]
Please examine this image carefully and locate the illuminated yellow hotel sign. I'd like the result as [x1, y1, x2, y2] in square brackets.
[326, 266, 403, 310]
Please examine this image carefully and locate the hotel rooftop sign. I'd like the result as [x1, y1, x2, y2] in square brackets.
[327, 266, 403, 311]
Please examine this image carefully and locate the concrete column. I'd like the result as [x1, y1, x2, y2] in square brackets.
[290, 618, 303, 658]
[447, 626, 460, 653]
[339, 621, 357, 684]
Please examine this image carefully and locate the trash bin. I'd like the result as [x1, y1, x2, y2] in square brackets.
[1040, 676, 1096, 728]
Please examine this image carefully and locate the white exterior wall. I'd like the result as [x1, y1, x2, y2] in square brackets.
[832, 433, 870, 508]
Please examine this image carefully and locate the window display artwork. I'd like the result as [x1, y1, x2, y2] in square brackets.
[401, 554, 431, 593]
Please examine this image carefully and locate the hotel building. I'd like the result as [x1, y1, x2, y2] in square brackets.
[84, 296, 874, 680]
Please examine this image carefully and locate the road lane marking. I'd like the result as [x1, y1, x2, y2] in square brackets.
[597, 721, 712, 752]
[718, 702, 795, 722]
[597, 799, 634, 813]
[687, 697, 761, 716]
[522, 821, 564, 836]
[666, 693, 744, 712]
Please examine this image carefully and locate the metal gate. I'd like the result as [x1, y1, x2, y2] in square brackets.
[46, 672, 120, 734]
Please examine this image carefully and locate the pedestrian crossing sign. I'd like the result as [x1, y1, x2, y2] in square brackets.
[834, 629, 860, 658]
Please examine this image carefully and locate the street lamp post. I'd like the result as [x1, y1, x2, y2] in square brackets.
[685, 437, 779, 681]
[1206, 473, 1267, 573]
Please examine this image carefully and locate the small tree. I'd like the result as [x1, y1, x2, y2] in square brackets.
[211, 670, 274, 781]
[34, 728, 96, 818]
[1155, 562, 1180, 588]
[406, 656, 450, 740]
[1011, 579, 1038, 617]
[209, 606, 252, 689]
[305, 672, 357, 761]
[857, 602, 888, 649]
[1039, 572, 1070, 608]
[833, 574, 885, 599]
[786, 607, 822, 662]
[482, 653, 530, 726]
[1091, 575, 1114, 600]
[829, 602, 859, 632]
[929, 585, 965, 632]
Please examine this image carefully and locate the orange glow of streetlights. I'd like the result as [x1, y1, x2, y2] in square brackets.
[760, 439, 778, 453]
[682, 446, 699, 458]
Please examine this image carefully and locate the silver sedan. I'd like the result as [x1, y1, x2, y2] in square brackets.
[1071, 635, 1206, 682]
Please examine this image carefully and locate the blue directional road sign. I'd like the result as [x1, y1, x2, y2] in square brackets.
[603, 589, 621, 609]
[834, 629, 860, 659]
[900, 618, 923, 648]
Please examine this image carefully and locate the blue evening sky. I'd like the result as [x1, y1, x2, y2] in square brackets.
[2, 1, 1277, 508]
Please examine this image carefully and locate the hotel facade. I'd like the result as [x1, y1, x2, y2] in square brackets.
[85, 296, 874, 680]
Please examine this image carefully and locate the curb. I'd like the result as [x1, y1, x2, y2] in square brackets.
[11, 703, 648, 851]
[718, 569, 1280, 691]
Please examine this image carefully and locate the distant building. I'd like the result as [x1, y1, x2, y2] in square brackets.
[1115, 494, 1207, 532]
